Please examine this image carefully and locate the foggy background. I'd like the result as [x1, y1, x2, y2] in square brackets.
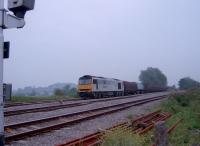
[3, 0, 200, 89]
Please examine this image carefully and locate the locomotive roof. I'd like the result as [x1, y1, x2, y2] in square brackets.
[80, 75, 120, 81]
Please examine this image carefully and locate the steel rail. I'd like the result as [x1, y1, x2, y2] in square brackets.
[5, 96, 166, 129]
[5, 94, 146, 108]
[4, 93, 150, 116]
[5, 101, 89, 116]
[4, 98, 81, 108]
[5, 95, 168, 143]
[167, 118, 183, 134]
[4, 92, 154, 108]
[138, 113, 171, 135]
[56, 110, 171, 146]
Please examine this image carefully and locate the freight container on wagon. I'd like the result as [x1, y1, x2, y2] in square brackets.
[123, 81, 137, 95]
[144, 85, 166, 93]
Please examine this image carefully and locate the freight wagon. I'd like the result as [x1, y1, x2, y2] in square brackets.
[123, 81, 137, 95]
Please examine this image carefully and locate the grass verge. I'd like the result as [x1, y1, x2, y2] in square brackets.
[161, 89, 200, 146]
[101, 89, 200, 146]
[7, 96, 78, 103]
[101, 128, 150, 146]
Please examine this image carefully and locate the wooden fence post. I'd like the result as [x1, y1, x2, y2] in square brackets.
[154, 121, 169, 146]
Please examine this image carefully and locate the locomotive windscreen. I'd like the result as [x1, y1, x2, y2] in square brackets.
[79, 79, 92, 85]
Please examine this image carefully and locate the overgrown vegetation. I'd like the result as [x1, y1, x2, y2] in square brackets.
[101, 128, 150, 146]
[101, 89, 200, 146]
[161, 89, 200, 145]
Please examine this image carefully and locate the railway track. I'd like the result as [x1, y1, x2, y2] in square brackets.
[4, 98, 81, 108]
[5, 95, 168, 143]
[57, 111, 182, 146]
[5, 93, 153, 116]
[57, 110, 172, 146]
[5, 94, 148, 108]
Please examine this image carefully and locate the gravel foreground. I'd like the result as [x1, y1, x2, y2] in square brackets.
[7, 97, 167, 146]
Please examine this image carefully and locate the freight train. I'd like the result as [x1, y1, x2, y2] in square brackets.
[78, 75, 166, 99]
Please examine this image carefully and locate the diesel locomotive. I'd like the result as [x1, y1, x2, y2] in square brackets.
[78, 75, 149, 99]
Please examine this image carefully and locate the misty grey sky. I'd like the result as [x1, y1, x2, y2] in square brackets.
[3, 0, 200, 89]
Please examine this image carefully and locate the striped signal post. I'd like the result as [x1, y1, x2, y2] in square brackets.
[0, 0, 5, 145]
[0, 0, 35, 145]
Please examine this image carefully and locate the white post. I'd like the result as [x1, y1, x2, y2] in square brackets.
[0, 0, 4, 145]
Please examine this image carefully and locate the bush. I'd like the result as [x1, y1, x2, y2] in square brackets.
[54, 88, 64, 96]
[174, 95, 190, 107]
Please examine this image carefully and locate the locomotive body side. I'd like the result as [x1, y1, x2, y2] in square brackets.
[92, 77, 124, 97]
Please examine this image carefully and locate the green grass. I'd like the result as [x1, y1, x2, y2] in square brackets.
[100, 128, 150, 146]
[161, 89, 200, 146]
[8, 95, 78, 103]
[101, 89, 200, 146]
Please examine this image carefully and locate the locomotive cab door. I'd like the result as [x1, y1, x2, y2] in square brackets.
[93, 79, 98, 90]
[118, 83, 121, 89]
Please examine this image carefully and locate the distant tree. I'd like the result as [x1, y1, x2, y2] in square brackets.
[68, 87, 77, 97]
[139, 67, 167, 88]
[29, 89, 37, 96]
[15, 93, 26, 97]
[172, 85, 176, 89]
[63, 85, 71, 96]
[179, 77, 200, 90]
[54, 88, 64, 96]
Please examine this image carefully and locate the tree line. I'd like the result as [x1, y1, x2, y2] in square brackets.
[139, 67, 200, 90]
[54, 85, 77, 97]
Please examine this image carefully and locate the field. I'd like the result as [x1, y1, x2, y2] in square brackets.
[7, 95, 77, 103]
[101, 89, 200, 146]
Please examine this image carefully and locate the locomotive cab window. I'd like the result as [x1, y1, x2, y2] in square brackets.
[79, 79, 92, 85]
[118, 83, 121, 89]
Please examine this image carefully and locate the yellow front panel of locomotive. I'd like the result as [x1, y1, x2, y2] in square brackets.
[78, 84, 93, 92]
